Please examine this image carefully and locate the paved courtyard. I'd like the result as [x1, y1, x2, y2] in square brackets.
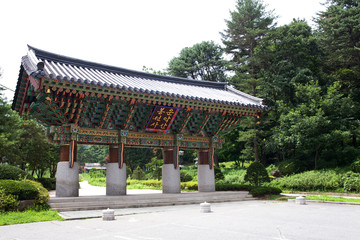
[1, 200, 359, 240]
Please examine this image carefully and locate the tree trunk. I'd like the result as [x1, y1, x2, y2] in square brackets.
[254, 138, 259, 162]
[314, 145, 320, 170]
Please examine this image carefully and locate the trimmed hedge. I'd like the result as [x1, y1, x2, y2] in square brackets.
[0, 165, 33, 180]
[215, 183, 251, 191]
[36, 178, 56, 190]
[249, 186, 282, 197]
[181, 181, 198, 190]
[0, 180, 38, 200]
[244, 162, 270, 186]
[26, 180, 49, 206]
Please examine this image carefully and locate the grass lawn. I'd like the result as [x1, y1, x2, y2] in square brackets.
[305, 195, 360, 203]
[0, 210, 64, 226]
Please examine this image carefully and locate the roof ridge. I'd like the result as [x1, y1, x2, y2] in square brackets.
[27, 45, 227, 90]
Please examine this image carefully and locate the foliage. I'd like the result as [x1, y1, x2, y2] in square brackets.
[132, 166, 146, 180]
[26, 180, 49, 207]
[0, 90, 23, 164]
[244, 162, 270, 186]
[0, 164, 33, 180]
[342, 172, 360, 192]
[181, 181, 198, 191]
[215, 183, 251, 191]
[180, 170, 193, 182]
[0, 188, 18, 212]
[278, 160, 303, 176]
[0, 209, 63, 225]
[214, 166, 225, 182]
[249, 186, 282, 197]
[269, 169, 360, 193]
[221, 0, 275, 95]
[36, 178, 56, 190]
[272, 80, 358, 169]
[0, 180, 38, 200]
[219, 168, 247, 184]
[77, 145, 108, 165]
[124, 148, 154, 172]
[168, 41, 227, 82]
[145, 157, 163, 180]
[127, 179, 162, 189]
[351, 159, 360, 173]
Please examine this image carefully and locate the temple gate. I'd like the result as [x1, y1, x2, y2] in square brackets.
[12, 46, 265, 197]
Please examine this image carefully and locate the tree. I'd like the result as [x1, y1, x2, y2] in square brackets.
[124, 147, 154, 172]
[0, 87, 23, 164]
[256, 20, 322, 107]
[221, 0, 276, 95]
[168, 41, 228, 82]
[15, 120, 54, 177]
[315, 0, 360, 147]
[273, 81, 358, 169]
[77, 145, 108, 165]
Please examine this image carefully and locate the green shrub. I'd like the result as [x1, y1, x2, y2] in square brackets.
[214, 166, 225, 182]
[0, 188, 19, 212]
[351, 160, 360, 173]
[0, 165, 33, 180]
[270, 170, 343, 191]
[249, 186, 282, 197]
[278, 160, 303, 176]
[342, 172, 360, 192]
[244, 162, 270, 186]
[215, 183, 251, 191]
[180, 170, 193, 182]
[132, 166, 145, 180]
[0, 180, 38, 200]
[221, 168, 246, 184]
[26, 180, 49, 207]
[36, 178, 56, 190]
[181, 181, 198, 190]
[89, 169, 106, 178]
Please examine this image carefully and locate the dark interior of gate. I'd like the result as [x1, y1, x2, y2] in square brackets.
[12, 45, 265, 197]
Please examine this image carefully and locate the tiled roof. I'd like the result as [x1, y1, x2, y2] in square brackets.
[18, 45, 264, 108]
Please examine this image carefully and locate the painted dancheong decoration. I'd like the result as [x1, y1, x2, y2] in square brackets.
[12, 45, 265, 196]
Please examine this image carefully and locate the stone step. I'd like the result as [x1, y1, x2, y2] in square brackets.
[49, 191, 250, 211]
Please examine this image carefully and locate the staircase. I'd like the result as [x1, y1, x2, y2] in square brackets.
[49, 191, 253, 211]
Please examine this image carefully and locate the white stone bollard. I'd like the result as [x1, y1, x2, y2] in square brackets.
[200, 202, 211, 213]
[295, 196, 306, 205]
[102, 208, 115, 221]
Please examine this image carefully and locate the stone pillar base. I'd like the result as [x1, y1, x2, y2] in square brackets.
[198, 165, 215, 192]
[56, 162, 79, 197]
[106, 163, 127, 196]
[162, 164, 181, 193]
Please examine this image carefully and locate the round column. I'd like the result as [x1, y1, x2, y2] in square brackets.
[197, 150, 215, 192]
[56, 162, 79, 197]
[162, 164, 181, 193]
[162, 148, 181, 193]
[106, 145, 127, 195]
[56, 144, 79, 197]
[106, 163, 127, 195]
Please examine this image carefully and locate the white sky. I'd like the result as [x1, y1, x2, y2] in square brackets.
[0, 0, 326, 102]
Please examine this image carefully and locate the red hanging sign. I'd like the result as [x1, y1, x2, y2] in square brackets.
[145, 105, 179, 133]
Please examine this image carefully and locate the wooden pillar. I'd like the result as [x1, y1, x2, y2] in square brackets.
[198, 150, 209, 165]
[59, 145, 70, 162]
[109, 145, 119, 163]
[163, 148, 174, 164]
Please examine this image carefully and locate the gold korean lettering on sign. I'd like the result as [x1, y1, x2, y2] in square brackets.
[146, 106, 179, 132]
